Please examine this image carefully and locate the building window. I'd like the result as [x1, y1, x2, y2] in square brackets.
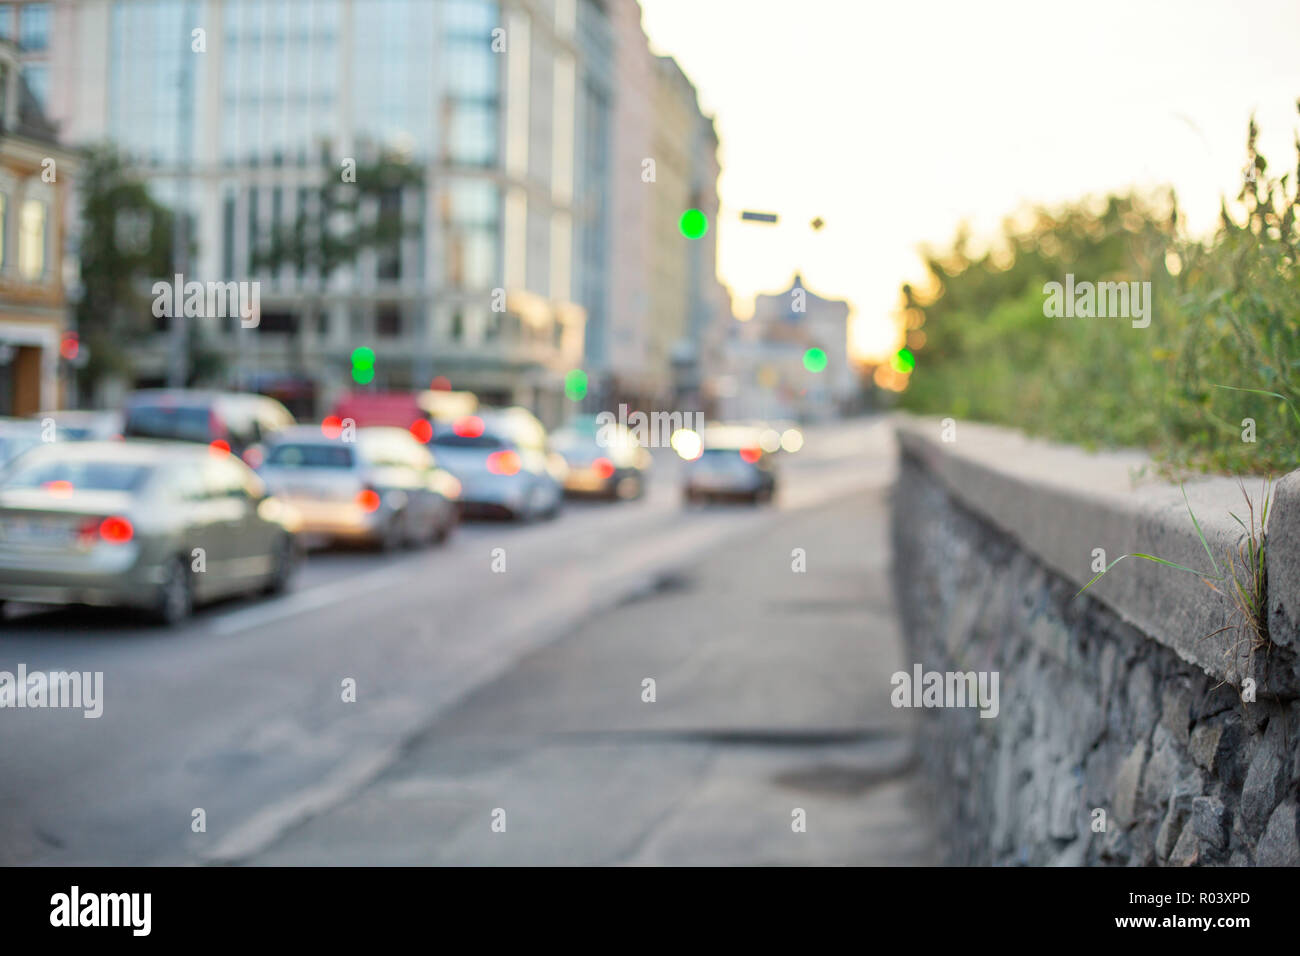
[444, 179, 499, 289]
[376, 305, 402, 338]
[446, 101, 497, 167]
[18, 2, 50, 52]
[18, 197, 45, 280]
[258, 311, 297, 335]
[21, 64, 48, 109]
[375, 188, 402, 281]
[222, 192, 235, 277]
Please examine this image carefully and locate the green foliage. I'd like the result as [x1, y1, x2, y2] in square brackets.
[74, 145, 179, 394]
[251, 151, 421, 281]
[900, 106, 1300, 475]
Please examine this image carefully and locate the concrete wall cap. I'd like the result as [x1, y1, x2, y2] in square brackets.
[893, 414, 1298, 692]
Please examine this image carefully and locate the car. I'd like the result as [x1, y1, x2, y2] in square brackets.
[33, 409, 124, 442]
[328, 389, 478, 435]
[682, 427, 778, 505]
[258, 426, 459, 550]
[551, 415, 651, 500]
[0, 418, 51, 467]
[122, 389, 296, 461]
[431, 409, 564, 520]
[0, 441, 300, 625]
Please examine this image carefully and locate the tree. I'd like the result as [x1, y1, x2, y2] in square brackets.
[249, 148, 423, 376]
[72, 145, 179, 400]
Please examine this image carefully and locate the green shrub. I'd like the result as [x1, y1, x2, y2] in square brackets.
[900, 106, 1300, 476]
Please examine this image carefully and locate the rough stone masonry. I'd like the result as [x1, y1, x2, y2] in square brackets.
[890, 438, 1300, 866]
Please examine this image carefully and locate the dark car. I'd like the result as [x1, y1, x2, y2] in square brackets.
[123, 390, 295, 461]
[550, 415, 651, 500]
[682, 427, 777, 505]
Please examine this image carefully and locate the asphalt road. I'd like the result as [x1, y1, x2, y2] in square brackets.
[0, 416, 932, 865]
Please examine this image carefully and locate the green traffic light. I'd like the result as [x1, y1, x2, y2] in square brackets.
[679, 209, 708, 240]
[891, 348, 915, 374]
[565, 369, 588, 401]
[803, 347, 827, 373]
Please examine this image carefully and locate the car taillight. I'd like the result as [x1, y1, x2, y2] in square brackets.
[739, 447, 762, 464]
[98, 516, 134, 544]
[44, 480, 75, 498]
[486, 450, 521, 476]
[454, 416, 485, 438]
[592, 457, 615, 479]
[409, 419, 433, 443]
[210, 439, 231, 457]
[356, 488, 382, 512]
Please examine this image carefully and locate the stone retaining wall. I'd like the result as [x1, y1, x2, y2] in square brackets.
[890, 417, 1300, 866]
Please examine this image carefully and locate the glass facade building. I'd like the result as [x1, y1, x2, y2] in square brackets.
[56, 0, 586, 420]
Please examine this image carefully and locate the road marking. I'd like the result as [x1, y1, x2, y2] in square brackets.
[202, 740, 404, 864]
[206, 563, 417, 637]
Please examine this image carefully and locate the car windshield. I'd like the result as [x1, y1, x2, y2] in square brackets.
[124, 405, 212, 443]
[432, 432, 506, 450]
[265, 443, 355, 469]
[550, 430, 596, 452]
[698, 449, 754, 468]
[2, 458, 154, 493]
[0, 435, 41, 464]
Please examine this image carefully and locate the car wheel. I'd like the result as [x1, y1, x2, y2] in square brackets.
[379, 513, 405, 552]
[521, 484, 546, 522]
[614, 475, 640, 500]
[544, 486, 563, 519]
[404, 508, 436, 549]
[263, 534, 297, 595]
[433, 514, 453, 544]
[153, 557, 194, 626]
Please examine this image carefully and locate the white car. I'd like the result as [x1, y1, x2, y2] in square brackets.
[32, 410, 124, 443]
[0, 418, 53, 467]
[431, 409, 564, 520]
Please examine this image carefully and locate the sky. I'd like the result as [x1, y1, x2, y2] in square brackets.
[637, 0, 1300, 363]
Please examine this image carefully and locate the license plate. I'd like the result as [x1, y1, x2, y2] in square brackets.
[3, 516, 75, 546]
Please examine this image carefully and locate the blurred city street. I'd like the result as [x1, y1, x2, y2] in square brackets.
[0, 416, 934, 866]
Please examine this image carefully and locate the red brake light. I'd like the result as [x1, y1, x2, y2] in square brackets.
[321, 415, 343, 439]
[209, 439, 231, 457]
[98, 516, 134, 544]
[739, 447, 762, 464]
[356, 489, 382, 512]
[454, 416, 485, 438]
[60, 332, 79, 361]
[592, 457, 615, 480]
[486, 450, 521, 476]
[409, 419, 433, 443]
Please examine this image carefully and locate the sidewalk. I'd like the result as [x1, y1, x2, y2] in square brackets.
[251, 467, 936, 865]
